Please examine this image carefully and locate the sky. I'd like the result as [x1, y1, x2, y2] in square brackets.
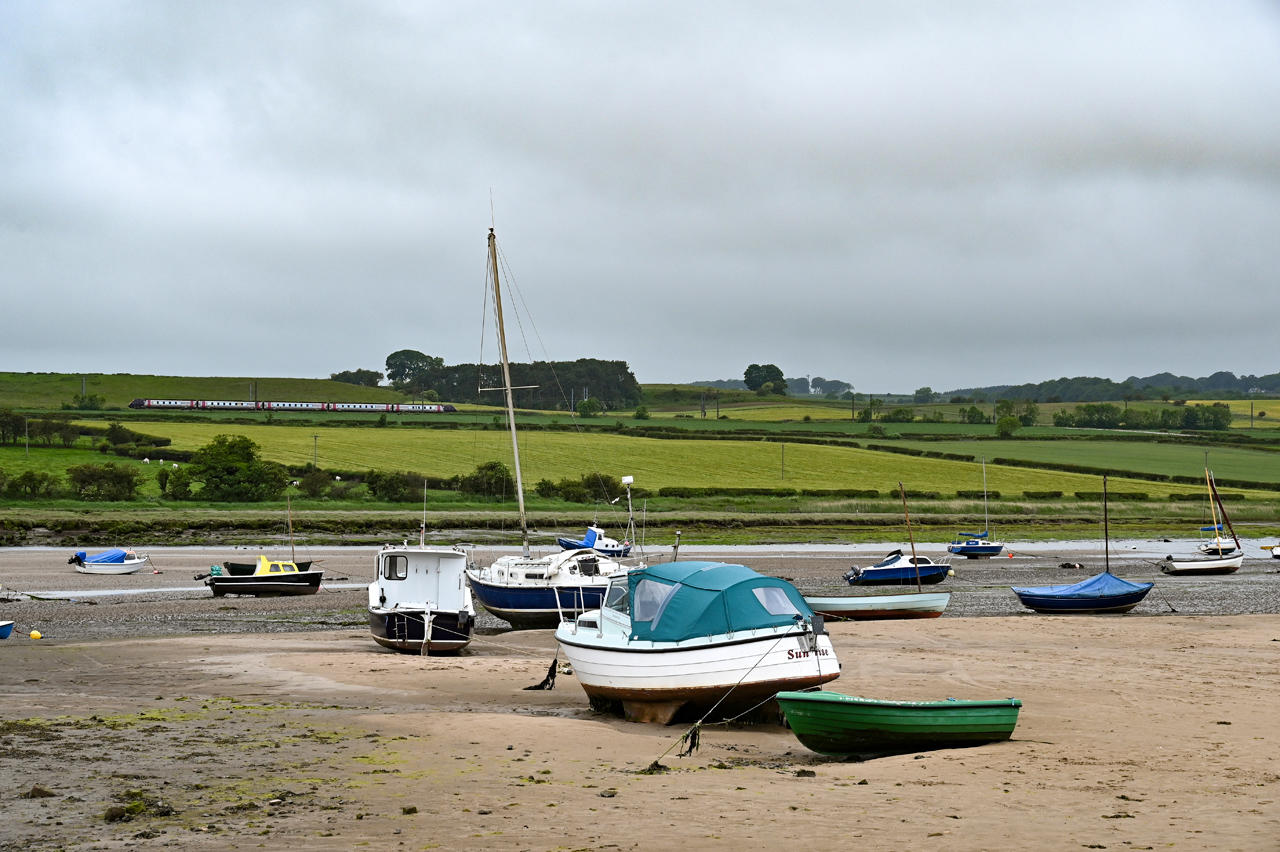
[3, 1, 1279, 395]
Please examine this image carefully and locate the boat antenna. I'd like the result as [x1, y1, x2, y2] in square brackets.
[1102, 475, 1110, 575]
[898, 482, 923, 593]
[488, 228, 530, 557]
[420, 478, 428, 547]
[622, 475, 636, 549]
[287, 493, 296, 564]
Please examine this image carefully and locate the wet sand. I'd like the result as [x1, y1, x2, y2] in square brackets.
[2, 545, 1279, 850]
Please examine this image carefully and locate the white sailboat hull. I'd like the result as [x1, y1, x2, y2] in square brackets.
[556, 622, 839, 723]
[1159, 553, 1244, 576]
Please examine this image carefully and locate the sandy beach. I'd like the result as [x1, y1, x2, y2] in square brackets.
[2, 546, 1279, 850]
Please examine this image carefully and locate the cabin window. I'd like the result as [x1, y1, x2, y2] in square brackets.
[383, 555, 408, 581]
[753, 586, 801, 616]
[632, 579, 676, 623]
[604, 582, 630, 615]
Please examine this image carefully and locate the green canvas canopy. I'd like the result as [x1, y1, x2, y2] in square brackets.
[624, 561, 814, 643]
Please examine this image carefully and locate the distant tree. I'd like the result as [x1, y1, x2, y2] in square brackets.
[882, 407, 916, 423]
[994, 399, 1016, 420]
[299, 468, 332, 498]
[7, 470, 59, 498]
[163, 466, 193, 500]
[459, 461, 516, 498]
[964, 406, 988, 425]
[330, 368, 383, 387]
[67, 393, 106, 410]
[385, 350, 444, 393]
[996, 416, 1021, 438]
[105, 422, 133, 446]
[744, 364, 787, 394]
[29, 419, 56, 446]
[365, 470, 422, 502]
[1018, 401, 1040, 427]
[0, 410, 22, 444]
[187, 435, 287, 502]
[913, 387, 936, 404]
[57, 423, 80, 448]
[788, 377, 811, 395]
[575, 398, 604, 418]
[67, 463, 143, 501]
[633, 405, 650, 420]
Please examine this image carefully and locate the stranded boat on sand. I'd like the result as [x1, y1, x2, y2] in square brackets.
[68, 549, 149, 575]
[197, 556, 324, 597]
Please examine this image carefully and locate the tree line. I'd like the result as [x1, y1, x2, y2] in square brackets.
[329, 350, 643, 410]
[947, 371, 1280, 403]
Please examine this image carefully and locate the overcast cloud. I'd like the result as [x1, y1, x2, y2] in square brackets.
[3, 1, 1279, 394]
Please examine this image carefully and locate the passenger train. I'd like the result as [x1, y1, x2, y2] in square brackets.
[128, 398, 456, 413]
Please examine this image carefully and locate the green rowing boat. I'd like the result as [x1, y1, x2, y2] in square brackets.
[776, 690, 1022, 757]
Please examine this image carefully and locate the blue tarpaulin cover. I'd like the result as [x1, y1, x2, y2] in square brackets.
[1012, 571, 1152, 599]
[80, 548, 129, 564]
[625, 560, 813, 643]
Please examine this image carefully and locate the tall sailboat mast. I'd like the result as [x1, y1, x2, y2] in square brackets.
[488, 228, 530, 556]
[981, 456, 989, 535]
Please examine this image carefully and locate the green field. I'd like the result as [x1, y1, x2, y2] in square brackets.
[894, 439, 1280, 485]
[59, 420, 1273, 501]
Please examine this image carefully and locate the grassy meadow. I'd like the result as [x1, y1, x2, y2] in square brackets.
[56, 420, 1278, 501]
[893, 440, 1280, 485]
[1, 372, 1278, 545]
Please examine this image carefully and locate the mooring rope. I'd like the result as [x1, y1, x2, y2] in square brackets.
[652, 625, 807, 763]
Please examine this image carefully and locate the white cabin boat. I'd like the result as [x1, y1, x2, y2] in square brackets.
[555, 561, 840, 724]
[368, 544, 475, 654]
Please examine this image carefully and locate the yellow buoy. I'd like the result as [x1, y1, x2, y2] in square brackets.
[29, 630, 42, 640]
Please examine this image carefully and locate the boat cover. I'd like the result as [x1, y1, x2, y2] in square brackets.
[955, 531, 988, 539]
[1011, 571, 1152, 599]
[78, 548, 129, 564]
[1199, 524, 1224, 532]
[624, 561, 813, 643]
[559, 527, 600, 549]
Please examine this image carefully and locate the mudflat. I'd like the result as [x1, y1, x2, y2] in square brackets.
[3, 605, 1278, 850]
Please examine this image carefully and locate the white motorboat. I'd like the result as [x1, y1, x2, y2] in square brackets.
[68, 548, 148, 575]
[368, 543, 475, 654]
[555, 560, 840, 724]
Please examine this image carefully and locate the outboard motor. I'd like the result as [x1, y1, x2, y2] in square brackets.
[841, 567, 861, 585]
[68, 551, 86, 566]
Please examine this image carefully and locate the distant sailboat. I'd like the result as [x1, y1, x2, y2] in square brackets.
[948, 457, 1005, 558]
[1160, 470, 1243, 575]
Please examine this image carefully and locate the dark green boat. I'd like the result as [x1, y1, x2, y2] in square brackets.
[776, 690, 1022, 757]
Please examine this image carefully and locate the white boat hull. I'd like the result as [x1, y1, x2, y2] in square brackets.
[74, 557, 148, 575]
[556, 624, 840, 723]
[1159, 553, 1244, 576]
[805, 591, 950, 620]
